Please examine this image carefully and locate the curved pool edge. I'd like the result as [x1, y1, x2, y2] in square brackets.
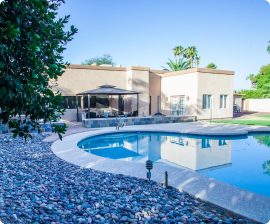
[51, 123, 270, 223]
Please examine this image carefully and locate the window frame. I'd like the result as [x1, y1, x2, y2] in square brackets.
[220, 95, 228, 109]
[202, 94, 212, 109]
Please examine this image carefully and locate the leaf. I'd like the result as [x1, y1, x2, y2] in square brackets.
[49, 64, 58, 70]
[25, 15, 33, 19]
[46, 89, 54, 97]
[34, 46, 40, 52]
[8, 89, 14, 99]
[33, 34, 40, 39]
[31, 0, 43, 9]
[12, 29, 20, 34]
[0, 62, 5, 68]
[13, 78, 21, 86]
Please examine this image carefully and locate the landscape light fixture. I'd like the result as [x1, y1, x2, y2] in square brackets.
[165, 171, 168, 187]
[145, 160, 153, 181]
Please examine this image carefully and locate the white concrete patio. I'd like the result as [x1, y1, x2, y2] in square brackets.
[51, 122, 270, 223]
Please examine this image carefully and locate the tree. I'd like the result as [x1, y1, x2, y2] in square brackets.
[172, 46, 184, 59]
[183, 46, 198, 68]
[246, 74, 257, 89]
[82, 54, 115, 66]
[162, 58, 189, 71]
[238, 64, 270, 98]
[195, 57, 200, 68]
[262, 160, 270, 177]
[267, 41, 270, 54]
[0, 0, 78, 139]
[206, 63, 217, 69]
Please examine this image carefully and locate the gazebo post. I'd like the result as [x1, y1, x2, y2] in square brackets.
[76, 95, 79, 122]
[118, 95, 120, 115]
[137, 93, 139, 117]
[88, 94, 90, 119]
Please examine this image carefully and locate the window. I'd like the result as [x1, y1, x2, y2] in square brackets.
[60, 96, 81, 109]
[234, 97, 237, 105]
[220, 95, 228, 108]
[219, 140, 228, 146]
[203, 95, 212, 109]
[202, 139, 212, 148]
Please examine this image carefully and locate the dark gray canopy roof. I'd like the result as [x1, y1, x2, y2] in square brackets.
[76, 85, 140, 95]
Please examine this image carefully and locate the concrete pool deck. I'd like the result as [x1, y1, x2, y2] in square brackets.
[51, 122, 270, 223]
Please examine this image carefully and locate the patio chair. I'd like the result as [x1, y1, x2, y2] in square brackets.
[233, 105, 240, 113]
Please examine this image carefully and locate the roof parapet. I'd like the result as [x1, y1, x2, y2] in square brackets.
[161, 68, 235, 78]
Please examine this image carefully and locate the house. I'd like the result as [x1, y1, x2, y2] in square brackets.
[52, 64, 235, 121]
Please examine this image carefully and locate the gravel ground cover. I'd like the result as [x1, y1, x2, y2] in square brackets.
[0, 134, 253, 224]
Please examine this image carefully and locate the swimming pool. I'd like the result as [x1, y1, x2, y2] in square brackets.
[78, 132, 270, 197]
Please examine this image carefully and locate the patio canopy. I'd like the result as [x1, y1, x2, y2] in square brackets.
[76, 85, 141, 121]
[76, 84, 140, 95]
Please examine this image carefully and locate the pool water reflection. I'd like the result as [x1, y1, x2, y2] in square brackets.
[78, 132, 270, 197]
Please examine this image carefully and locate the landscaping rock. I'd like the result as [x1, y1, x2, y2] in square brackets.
[0, 134, 252, 224]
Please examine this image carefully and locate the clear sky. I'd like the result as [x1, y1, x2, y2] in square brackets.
[57, 0, 270, 91]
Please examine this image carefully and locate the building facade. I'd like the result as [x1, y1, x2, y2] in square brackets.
[52, 64, 235, 121]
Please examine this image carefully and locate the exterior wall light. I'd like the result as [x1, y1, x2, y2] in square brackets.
[145, 160, 153, 181]
[186, 96, 189, 101]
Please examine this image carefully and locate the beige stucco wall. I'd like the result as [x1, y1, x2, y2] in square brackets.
[52, 68, 127, 94]
[197, 72, 234, 119]
[52, 65, 235, 121]
[245, 99, 270, 112]
[149, 72, 161, 115]
[126, 68, 149, 116]
[161, 71, 234, 119]
[161, 72, 199, 116]
[161, 138, 232, 171]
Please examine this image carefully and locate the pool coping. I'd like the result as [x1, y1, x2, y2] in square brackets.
[51, 122, 270, 223]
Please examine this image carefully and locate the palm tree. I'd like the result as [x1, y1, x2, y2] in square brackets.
[206, 63, 217, 69]
[183, 46, 198, 68]
[195, 57, 200, 68]
[172, 46, 184, 59]
[162, 58, 189, 71]
[246, 74, 257, 89]
[267, 41, 270, 54]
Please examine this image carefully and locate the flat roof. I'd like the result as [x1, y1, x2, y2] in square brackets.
[66, 64, 235, 76]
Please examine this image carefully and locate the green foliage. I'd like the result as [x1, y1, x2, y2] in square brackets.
[236, 89, 263, 99]
[183, 46, 198, 68]
[206, 63, 217, 69]
[0, 0, 78, 140]
[262, 160, 270, 176]
[254, 135, 270, 147]
[238, 64, 270, 99]
[172, 46, 184, 59]
[246, 74, 257, 89]
[82, 54, 115, 66]
[164, 46, 199, 70]
[162, 58, 189, 71]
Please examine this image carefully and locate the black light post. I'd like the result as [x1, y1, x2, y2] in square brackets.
[145, 160, 153, 181]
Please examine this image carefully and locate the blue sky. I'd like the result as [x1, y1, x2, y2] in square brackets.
[57, 0, 270, 91]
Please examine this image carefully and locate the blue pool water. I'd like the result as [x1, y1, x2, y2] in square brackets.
[78, 132, 270, 197]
